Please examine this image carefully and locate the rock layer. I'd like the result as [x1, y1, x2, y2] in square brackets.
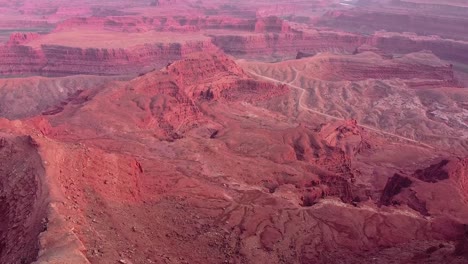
[0, 40, 219, 76]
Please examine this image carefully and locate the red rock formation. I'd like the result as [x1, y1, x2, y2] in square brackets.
[414, 159, 451, 182]
[380, 174, 413, 206]
[369, 32, 468, 65]
[354, 44, 393, 59]
[0, 134, 48, 264]
[312, 51, 455, 83]
[211, 31, 365, 59]
[0, 39, 219, 76]
[254, 16, 290, 33]
[0, 1, 467, 263]
[54, 15, 262, 33]
[6, 32, 41, 45]
[0, 50, 466, 263]
[316, 119, 367, 157]
[36, 52, 288, 141]
[213, 29, 468, 65]
[414, 158, 468, 200]
[166, 52, 289, 103]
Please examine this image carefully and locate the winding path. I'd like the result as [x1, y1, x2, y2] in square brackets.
[246, 69, 435, 149]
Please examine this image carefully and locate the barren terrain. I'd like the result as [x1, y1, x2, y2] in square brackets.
[0, 0, 467, 264]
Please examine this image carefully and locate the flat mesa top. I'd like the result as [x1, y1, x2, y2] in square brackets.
[26, 30, 209, 49]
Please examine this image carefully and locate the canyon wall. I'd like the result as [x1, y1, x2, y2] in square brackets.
[0, 40, 218, 76]
[318, 10, 468, 41]
[369, 33, 468, 64]
[53, 15, 294, 34]
[213, 31, 468, 65]
[211, 31, 364, 59]
[0, 134, 48, 264]
[2, 29, 468, 77]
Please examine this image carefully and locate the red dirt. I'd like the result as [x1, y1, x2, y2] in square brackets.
[0, 1, 467, 264]
[0, 52, 465, 263]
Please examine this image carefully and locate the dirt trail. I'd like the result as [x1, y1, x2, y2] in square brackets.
[247, 70, 435, 149]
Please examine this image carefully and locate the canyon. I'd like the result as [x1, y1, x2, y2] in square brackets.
[0, 0, 467, 264]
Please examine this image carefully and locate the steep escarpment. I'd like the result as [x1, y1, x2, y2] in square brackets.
[2, 20, 468, 77]
[0, 38, 218, 76]
[212, 30, 468, 65]
[54, 15, 291, 33]
[0, 134, 48, 264]
[369, 32, 468, 65]
[0, 15, 299, 77]
[211, 31, 364, 60]
[0, 45, 45, 75]
[40, 41, 217, 76]
[414, 158, 468, 200]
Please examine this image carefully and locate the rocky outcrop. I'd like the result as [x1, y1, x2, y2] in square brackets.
[38, 53, 288, 140]
[414, 159, 451, 183]
[167, 52, 288, 102]
[7, 32, 41, 45]
[0, 21, 52, 39]
[0, 134, 48, 264]
[378, 158, 468, 219]
[295, 51, 314, 59]
[414, 158, 468, 200]
[316, 119, 367, 157]
[379, 174, 413, 206]
[278, 121, 369, 204]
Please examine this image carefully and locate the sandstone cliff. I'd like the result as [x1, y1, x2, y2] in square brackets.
[0, 39, 219, 76]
